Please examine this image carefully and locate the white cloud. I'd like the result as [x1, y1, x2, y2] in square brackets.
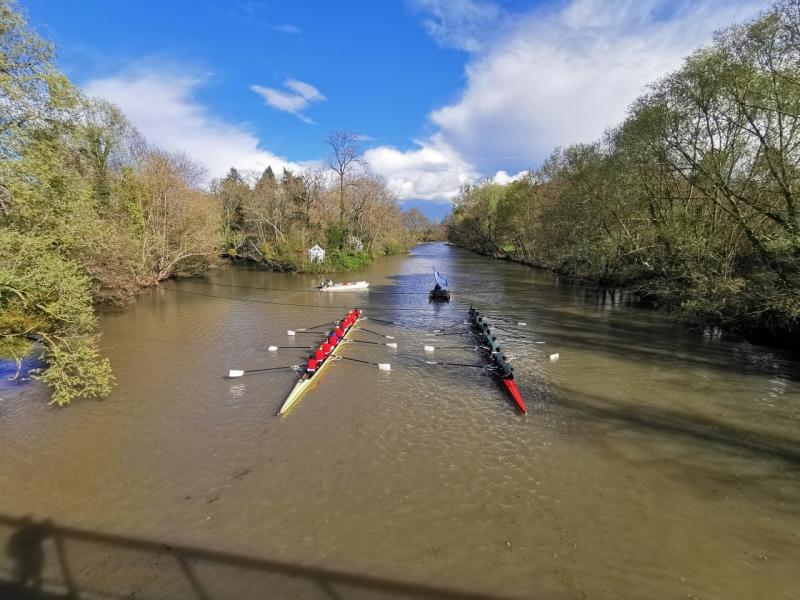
[365, 0, 764, 204]
[408, 0, 506, 52]
[421, 0, 766, 174]
[363, 134, 477, 203]
[398, 0, 765, 178]
[492, 169, 528, 185]
[251, 78, 326, 123]
[84, 70, 303, 182]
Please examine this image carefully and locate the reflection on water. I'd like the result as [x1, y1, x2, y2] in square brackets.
[1, 243, 799, 599]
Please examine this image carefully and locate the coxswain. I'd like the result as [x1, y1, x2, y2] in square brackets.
[306, 354, 318, 376]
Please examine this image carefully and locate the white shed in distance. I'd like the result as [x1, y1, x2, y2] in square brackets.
[308, 244, 325, 263]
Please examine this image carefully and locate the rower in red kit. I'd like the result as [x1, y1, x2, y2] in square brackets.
[305, 354, 318, 375]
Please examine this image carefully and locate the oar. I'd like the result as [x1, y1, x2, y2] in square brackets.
[336, 356, 391, 371]
[423, 345, 480, 352]
[228, 365, 300, 378]
[267, 345, 312, 352]
[354, 326, 395, 339]
[297, 320, 338, 331]
[346, 339, 398, 348]
[362, 317, 399, 325]
[424, 360, 492, 369]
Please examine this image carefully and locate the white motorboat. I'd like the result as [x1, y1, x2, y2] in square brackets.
[318, 279, 370, 292]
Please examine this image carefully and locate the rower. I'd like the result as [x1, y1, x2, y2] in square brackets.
[314, 346, 325, 362]
[335, 324, 346, 338]
[329, 332, 339, 346]
[494, 353, 513, 378]
[321, 340, 332, 356]
[306, 355, 318, 375]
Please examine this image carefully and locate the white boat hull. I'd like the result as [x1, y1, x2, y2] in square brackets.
[319, 281, 369, 292]
[278, 317, 360, 414]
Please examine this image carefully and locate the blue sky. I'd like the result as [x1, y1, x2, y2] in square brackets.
[21, 0, 767, 220]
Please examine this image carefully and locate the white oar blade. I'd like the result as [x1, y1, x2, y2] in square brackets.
[228, 369, 245, 378]
[385, 335, 395, 340]
[424, 345, 435, 352]
[518, 322, 527, 326]
[287, 330, 296, 336]
[378, 363, 391, 371]
[550, 353, 560, 362]
[267, 345, 278, 352]
[386, 342, 398, 348]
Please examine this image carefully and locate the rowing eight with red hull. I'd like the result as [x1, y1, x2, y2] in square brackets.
[468, 308, 527, 414]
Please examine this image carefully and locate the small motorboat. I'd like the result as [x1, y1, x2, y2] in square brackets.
[429, 283, 450, 303]
[318, 279, 370, 292]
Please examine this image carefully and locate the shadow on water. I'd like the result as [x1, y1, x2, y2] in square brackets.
[554, 383, 800, 470]
[0, 515, 511, 600]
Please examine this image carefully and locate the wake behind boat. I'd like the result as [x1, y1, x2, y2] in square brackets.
[318, 279, 369, 291]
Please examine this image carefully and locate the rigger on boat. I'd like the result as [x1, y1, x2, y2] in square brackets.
[468, 307, 527, 414]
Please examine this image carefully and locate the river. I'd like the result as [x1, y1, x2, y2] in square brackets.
[1, 242, 799, 599]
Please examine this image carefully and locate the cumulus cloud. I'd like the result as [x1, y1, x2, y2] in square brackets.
[420, 0, 765, 175]
[251, 78, 326, 123]
[84, 70, 303, 182]
[367, 0, 764, 203]
[363, 134, 477, 203]
[492, 170, 528, 185]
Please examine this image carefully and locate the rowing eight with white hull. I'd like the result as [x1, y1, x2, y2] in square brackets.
[228, 308, 392, 416]
[318, 279, 369, 291]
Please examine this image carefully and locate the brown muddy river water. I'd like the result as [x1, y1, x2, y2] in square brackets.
[2, 243, 800, 599]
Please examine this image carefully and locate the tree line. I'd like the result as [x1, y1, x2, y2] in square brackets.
[0, 0, 437, 405]
[447, 1, 800, 346]
[216, 131, 442, 272]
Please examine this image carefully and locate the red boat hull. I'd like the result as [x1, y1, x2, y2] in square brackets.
[500, 377, 527, 414]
